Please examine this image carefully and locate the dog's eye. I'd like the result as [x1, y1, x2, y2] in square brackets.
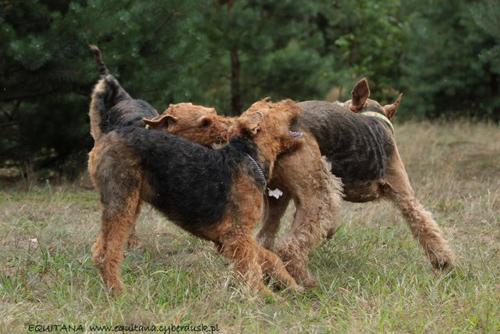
[201, 119, 211, 128]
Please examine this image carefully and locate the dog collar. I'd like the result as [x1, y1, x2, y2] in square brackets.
[360, 111, 394, 134]
[246, 154, 268, 188]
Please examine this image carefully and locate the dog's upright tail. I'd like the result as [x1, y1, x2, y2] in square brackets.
[90, 44, 110, 77]
[89, 45, 132, 141]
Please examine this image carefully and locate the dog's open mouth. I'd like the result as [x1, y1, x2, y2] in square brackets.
[290, 131, 304, 138]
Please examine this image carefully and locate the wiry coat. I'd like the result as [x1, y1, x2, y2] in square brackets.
[298, 100, 394, 189]
[100, 127, 264, 235]
[87, 47, 305, 297]
[89, 97, 305, 297]
[138, 81, 455, 288]
[263, 81, 454, 287]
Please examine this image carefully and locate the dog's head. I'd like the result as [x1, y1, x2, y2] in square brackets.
[236, 98, 304, 167]
[345, 78, 403, 120]
[143, 103, 233, 148]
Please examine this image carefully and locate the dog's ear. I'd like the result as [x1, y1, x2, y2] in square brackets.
[239, 111, 263, 136]
[383, 93, 403, 120]
[143, 114, 178, 130]
[350, 78, 370, 112]
[198, 115, 212, 128]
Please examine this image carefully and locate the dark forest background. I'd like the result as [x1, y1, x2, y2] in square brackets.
[1, 0, 499, 181]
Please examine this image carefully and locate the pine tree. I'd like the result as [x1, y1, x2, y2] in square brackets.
[185, 0, 334, 116]
[0, 0, 206, 179]
[471, 0, 500, 121]
[313, 0, 405, 103]
[399, 0, 499, 119]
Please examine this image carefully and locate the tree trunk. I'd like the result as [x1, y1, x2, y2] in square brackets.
[491, 73, 499, 122]
[230, 49, 241, 116]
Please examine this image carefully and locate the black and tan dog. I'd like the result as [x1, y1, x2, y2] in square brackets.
[88, 47, 305, 297]
[260, 79, 455, 286]
[89, 45, 232, 249]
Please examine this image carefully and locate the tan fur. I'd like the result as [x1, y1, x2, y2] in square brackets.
[88, 79, 106, 141]
[237, 99, 304, 178]
[382, 147, 455, 268]
[88, 135, 144, 294]
[144, 103, 234, 146]
[154, 102, 344, 287]
[258, 136, 343, 286]
[206, 173, 303, 296]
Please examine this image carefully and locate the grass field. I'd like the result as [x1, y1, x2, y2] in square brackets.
[1, 121, 499, 333]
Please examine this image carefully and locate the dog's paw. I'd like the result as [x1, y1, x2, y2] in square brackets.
[127, 236, 141, 250]
[301, 276, 319, 289]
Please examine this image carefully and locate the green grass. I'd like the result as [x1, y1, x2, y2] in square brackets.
[1, 121, 499, 333]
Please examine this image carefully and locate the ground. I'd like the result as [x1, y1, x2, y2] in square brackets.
[0, 121, 499, 333]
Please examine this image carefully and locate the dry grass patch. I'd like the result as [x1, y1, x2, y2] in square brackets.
[1, 121, 499, 333]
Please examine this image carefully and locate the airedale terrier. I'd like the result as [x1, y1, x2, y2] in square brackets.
[143, 103, 232, 148]
[160, 79, 455, 288]
[89, 46, 231, 248]
[88, 50, 306, 296]
[259, 79, 455, 286]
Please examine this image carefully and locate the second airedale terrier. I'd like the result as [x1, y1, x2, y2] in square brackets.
[88, 47, 305, 297]
[260, 79, 455, 286]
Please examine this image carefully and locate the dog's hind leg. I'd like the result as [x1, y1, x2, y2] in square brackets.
[91, 165, 142, 295]
[127, 203, 142, 249]
[256, 189, 291, 251]
[384, 149, 455, 271]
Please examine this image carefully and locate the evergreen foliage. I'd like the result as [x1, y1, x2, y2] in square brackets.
[0, 0, 497, 179]
[472, 0, 500, 67]
[314, 0, 405, 102]
[187, 0, 332, 115]
[471, 0, 500, 119]
[400, 0, 499, 119]
[0, 0, 205, 178]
